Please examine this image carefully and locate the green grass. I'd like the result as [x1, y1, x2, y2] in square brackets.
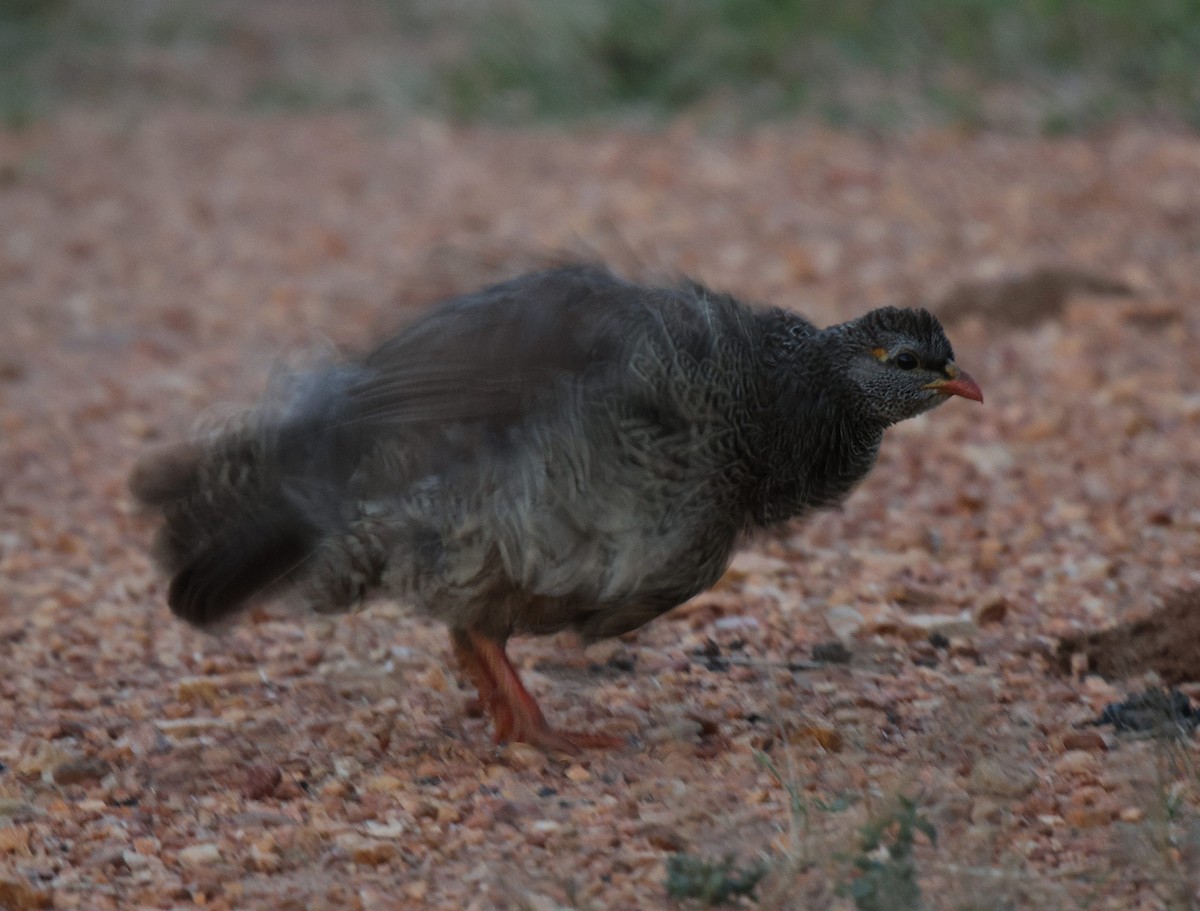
[0, 0, 220, 126]
[0, 0, 63, 126]
[3, 0, 1200, 131]
[435, 0, 1200, 130]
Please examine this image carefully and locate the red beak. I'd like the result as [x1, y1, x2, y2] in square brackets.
[925, 366, 984, 403]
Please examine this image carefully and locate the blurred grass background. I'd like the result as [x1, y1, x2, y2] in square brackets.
[2, 0, 1199, 131]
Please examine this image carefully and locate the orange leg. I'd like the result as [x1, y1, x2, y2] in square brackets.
[450, 628, 625, 754]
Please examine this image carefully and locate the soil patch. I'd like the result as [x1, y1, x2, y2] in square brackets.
[1058, 588, 1200, 685]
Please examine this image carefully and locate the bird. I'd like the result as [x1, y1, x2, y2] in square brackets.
[130, 264, 982, 753]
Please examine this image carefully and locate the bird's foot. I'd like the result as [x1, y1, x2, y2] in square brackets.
[493, 715, 626, 755]
[451, 627, 626, 754]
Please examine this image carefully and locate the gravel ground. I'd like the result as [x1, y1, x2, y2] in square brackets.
[1, 111, 1199, 909]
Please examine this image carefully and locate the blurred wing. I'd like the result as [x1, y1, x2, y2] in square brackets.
[348, 265, 632, 429]
[270, 266, 639, 501]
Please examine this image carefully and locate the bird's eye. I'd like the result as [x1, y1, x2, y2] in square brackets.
[894, 351, 919, 370]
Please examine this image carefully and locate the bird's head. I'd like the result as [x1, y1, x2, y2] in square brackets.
[836, 306, 983, 425]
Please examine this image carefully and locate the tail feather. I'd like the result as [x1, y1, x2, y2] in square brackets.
[166, 508, 316, 626]
[128, 442, 205, 506]
[131, 431, 324, 629]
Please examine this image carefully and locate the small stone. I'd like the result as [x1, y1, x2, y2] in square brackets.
[825, 605, 864, 642]
[970, 799, 1004, 826]
[178, 842, 222, 867]
[0, 827, 30, 854]
[791, 725, 844, 753]
[646, 715, 703, 744]
[1054, 750, 1098, 775]
[0, 800, 35, 821]
[1081, 676, 1122, 699]
[88, 844, 127, 867]
[500, 742, 546, 770]
[154, 717, 236, 738]
[364, 774, 404, 793]
[242, 765, 283, 800]
[404, 881, 428, 902]
[966, 758, 1038, 799]
[363, 820, 407, 839]
[898, 612, 977, 641]
[1065, 805, 1115, 829]
[0, 877, 52, 910]
[416, 664, 450, 693]
[974, 595, 1009, 625]
[1060, 730, 1107, 752]
[18, 742, 74, 776]
[811, 641, 852, 663]
[249, 841, 280, 873]
[121, 850, 151, 870]
[0, 356, 26, 383]
[1016, 419, 1058, 444]
[51, 757, 111, 785]
[1062, 785, 1116, 830]
[176, 677, 220, 706]
[642, 824, 686, 852]
[336, 834, 395, 865]
[975, 539, 1004, 572]
[565, 764, 591, 782]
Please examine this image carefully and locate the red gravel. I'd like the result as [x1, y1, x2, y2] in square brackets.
[1, 112, 1199, 909]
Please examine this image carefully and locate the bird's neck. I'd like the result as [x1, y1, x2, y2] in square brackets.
[746, 317, 886, 525]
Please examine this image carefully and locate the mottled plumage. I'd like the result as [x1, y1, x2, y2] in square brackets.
[131, 264, 981, 751]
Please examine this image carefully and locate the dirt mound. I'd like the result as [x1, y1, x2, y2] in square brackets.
[1057, 588, 1200, 685]
[931, 265, 1132, 328]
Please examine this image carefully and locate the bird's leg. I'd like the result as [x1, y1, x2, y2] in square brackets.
[450, 629, 517, 739]
[449, 628, 625, 754]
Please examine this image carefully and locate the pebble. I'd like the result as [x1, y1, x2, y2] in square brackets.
[121, 850, 151, 870]
[1060, 730, 1107, 752]
[154, 717, 237, 738]
[177, 842, 221, 867]
[1082, 677, 1122, 700]
[898, 612, 978, 640]
[404, 881, 429, 902]
[974, 595, 1009, 625]
[336, 834, 395, 865]
[791, 724, 844, 753]
[363, 820, 407, 839]
[0, 799, 35, 820]
[0, 827, 30, 854]
[500, 742, 545, 770]
[0, 877, 52, 910]
[970, 798, 1004, 825]
[1054, 750, 1099, 775]
[825, 605, 864, 641]
[641, 823, 686, 852]
[364, 774, 405, 793]
[176, 677, 220, 705]
[966, 758, 1039, 799]
[1065, 805, 1115, 829]
[51, 757, 111, 785]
